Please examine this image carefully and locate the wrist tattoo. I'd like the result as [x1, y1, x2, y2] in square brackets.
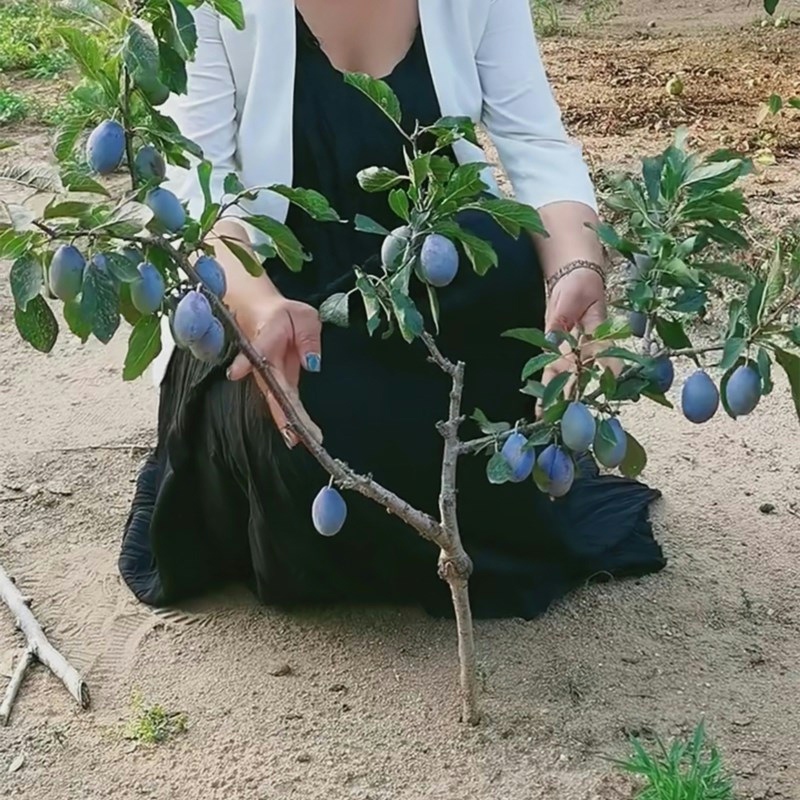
[545, 259, 607, 295]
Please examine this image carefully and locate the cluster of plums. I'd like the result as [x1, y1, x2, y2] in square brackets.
[500, 401, 627, 499]
[381, 226, 460, 288]
[85, 120, 186, 233]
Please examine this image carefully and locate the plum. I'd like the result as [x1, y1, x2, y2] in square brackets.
[380, 225, 412, 270]
[86, 120, 125, 175]
[725, 364, 762, 418]
[312, 486, 347, 537]
[561, 401, 596, 453]
[419, 234, 459, 288]
[648, 355, 675, 394]
[629, 311, 648, 338]
[146, 187, 186, 232]
[130, 262, 165, 315]
[133, 145, 166, 182]
[194, 255, 227, 298]
[681, 370, 719, 424]
[190, 317, 226, 363]
[593, 417, 627, 468]
[172, 290, 214, 345]
[49, 244, 85, 301]
[500, 432, 535, 483]
[536, 445, 575, 498]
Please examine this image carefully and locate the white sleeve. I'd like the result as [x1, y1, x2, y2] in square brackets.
[160, 6, 243, 222]
[476, 0, 597, 212]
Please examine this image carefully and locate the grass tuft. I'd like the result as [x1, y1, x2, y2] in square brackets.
[123, 692, 188, 746]
[615, 723, 735, 800]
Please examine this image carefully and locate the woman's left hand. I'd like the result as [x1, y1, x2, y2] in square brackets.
[540, 267, 621, 392]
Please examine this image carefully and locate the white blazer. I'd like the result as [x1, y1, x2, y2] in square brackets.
[151, 0, 597, 385]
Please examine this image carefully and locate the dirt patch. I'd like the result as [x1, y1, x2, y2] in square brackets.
[1, 2, 800, 799]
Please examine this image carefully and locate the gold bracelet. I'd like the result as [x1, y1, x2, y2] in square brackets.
[545, 259, 606, 295]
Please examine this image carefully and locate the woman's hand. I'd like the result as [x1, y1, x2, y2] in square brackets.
[540, 267, 621, 392]
[226, 296, 323, 447]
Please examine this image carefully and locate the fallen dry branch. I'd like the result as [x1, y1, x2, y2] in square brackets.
[0, 565, 90, 725]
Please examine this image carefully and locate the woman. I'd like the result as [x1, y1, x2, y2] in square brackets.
[120, 0, 664, 619]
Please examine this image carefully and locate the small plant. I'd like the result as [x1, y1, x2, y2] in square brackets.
[124, 692, 187, 745]
[615, 723, 735, 800]
[0, 89, 28, 125]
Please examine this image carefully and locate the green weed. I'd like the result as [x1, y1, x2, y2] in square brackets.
[123, 692, 188, 746]
[615, 724, 735, 800]
[0, 89, 28, 125]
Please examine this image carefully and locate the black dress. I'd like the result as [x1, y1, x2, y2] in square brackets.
[119, 14, 665, 619]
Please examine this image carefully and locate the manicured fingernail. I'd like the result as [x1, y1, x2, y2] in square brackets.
[304, 353, 321, 373]
[226, 367, 233, 380]
[281, 427, 298, 448]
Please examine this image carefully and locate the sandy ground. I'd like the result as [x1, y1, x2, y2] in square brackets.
[1, 2, 800, 798]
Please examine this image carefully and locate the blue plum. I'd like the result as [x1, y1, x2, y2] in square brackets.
[629, 311, 648, 338]
[129, 262, 165, 315]
[133, 145, 166, 182]
[419, 234, 459, 287]
[312, 486, 347, 537]
[190, 317, 226, 363]
[593, 418, 627, 468]
[380, 226, 412, 270]
[725, 364, 762, 418]
[500, 432, 535, 483]
[681, 370, 719, 424]
[49, 244, 85, 301]
[145, 187, 186, 232]
[648, 355, 675, 394]
[561, 402, 596, 453]
[194, 255, 227, 298]
[85, 120, 125, 176]
[536, 445, 575, 498]
[172, 290, 214, 346]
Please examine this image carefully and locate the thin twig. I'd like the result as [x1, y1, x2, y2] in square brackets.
[0, 648, 33, 726]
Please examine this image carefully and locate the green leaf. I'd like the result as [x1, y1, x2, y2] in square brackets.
[244, 216, 309, 272]
[426, 282, 440, 335]
[354, 214, 391, 236]
[106, 252, 141, 283]
[719, 337, 746, 371]
[319, 292, 350, 327]
[502, 327, 560, 352]
[486, 451, 513, 484]
[699, 261, 754, 284]
[167, 0, 198, 57]
[221, 237, 264, 277]
[10, 253, 42, 311]
[0, 230, 38, 260]
[655, 316, 693, 350]
[763, 250, 785, 314]
[542, 372, 570, 408]
[60, 164, 110, 196]
[208, 0, 245, 29]
[434, 219, 497, 275]
[267, 185, 341, 221]
[596, 346, 651, 366]
[390, 289, 424, 343]
[124, 21, 161, 85]
[356, 167, 404, 193]
[642, 156, 662, 203]
[388, 189, 410, 222]
[123, 315, 162, 381]
[224, 172, 245, 196]
[355, 274, 383, 335]
[56, 27, 116, 98]
[429, 156, 455, 184]
[197, 160, 213, 209]
[590, 316, 633, 342]
[466, 197, 546, 237]
[764, 0, 779, 15]
[63, 297, 92, 342]
[43, 200, 93, 220]
[757, 348, 774, 396]
[343, 72, 402, 125]
[429, 116, 479, 146]
[775, 348, 800, 422]
[522, 352, 559, 380]
[471, 409, 511, 436]
[619, 432, 647, 478]
[53, 115, 91, 162]
[542, 398, 569, 424]
[439, 163, 488, 208]
[746, 281, 767, 327]
[14, 295, 58, 353]
[81, 259, 120, 344]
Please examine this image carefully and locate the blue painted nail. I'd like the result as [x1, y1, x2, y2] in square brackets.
[305, 353, 321, 373]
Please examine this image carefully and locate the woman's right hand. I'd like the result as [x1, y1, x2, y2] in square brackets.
[226, 296, 323, 447]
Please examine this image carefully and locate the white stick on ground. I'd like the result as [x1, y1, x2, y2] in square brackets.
[0, 648, 33, 726]
[0, 566, 90, 724]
